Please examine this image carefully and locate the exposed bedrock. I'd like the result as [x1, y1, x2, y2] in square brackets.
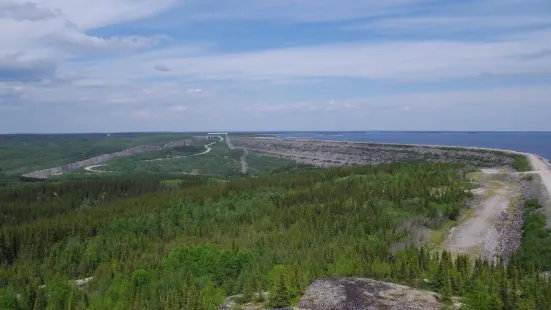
[297, 278, 451, 310]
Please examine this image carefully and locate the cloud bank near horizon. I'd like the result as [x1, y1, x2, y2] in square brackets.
[1, 0, 550, 133]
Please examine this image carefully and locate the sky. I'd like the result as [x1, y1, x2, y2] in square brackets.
[0, 0, 550, 133]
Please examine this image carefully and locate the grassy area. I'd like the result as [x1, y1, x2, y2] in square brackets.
[246, 153, 301, 174]
[0, 133, 196, 175]
[512, 199, 551, 270]
[512, 154, 531, 172]
[427, 220, 457, 251]
[80, 141, 242, 176]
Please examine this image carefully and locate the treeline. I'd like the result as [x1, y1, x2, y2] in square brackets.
[0, 163, 549, 309]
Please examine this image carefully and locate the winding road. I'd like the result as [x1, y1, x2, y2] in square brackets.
[145, 141, 217, 162]
[83, 140, 219, 173]
[84, 164, 109, 173]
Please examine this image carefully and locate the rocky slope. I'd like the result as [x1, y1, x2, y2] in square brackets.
[232, 137, 516, 168]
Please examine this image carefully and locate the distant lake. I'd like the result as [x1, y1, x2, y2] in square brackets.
[263, 132, 551, 161]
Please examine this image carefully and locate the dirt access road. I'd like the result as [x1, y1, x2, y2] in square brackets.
[446, 171, 520, 258]
[226, 136, 248, 174]
[445, 151, 551, 258]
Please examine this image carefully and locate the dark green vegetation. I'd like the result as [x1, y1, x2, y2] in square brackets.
[512, 155, 531, 172]
[512, 199, 551, 271]
[0, 133, 195, 176]
[77, 141, 299, 177]
[246, 153, 299, 174]
[94, 142, 242, 175]
[1, 163, 550, 309]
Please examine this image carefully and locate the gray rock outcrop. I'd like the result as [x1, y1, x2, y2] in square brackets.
[297, 278, 452, 310]
[232, 138, 515, 168]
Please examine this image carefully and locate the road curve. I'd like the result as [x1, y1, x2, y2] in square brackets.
[144, 141, 217, 162]
[84, 141, 218, 172]
[84, 164, 109, 173]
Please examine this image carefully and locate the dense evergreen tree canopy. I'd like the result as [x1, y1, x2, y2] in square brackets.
[0, 163, 549, 309]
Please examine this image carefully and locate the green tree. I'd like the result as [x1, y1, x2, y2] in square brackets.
[270, 272, 290, 308]
[0, 288, 17, 310]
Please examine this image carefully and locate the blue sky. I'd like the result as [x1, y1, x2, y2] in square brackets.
[0, 0, 550, 133]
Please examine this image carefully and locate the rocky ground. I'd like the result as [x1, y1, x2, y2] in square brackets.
[232, 137, 516, 168]
[296, 278, 456, 310]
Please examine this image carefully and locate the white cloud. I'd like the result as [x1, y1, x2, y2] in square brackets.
[328, 84, 551, 109]
[51, 30, 170, 53]
[78, 28, 551, 82]
[250, 100, 358, 113]
[0, 0, 174, 82]
[181, 0, 429, 23]
[43, 0, 179, 29]
[171, 105, 187, 112]
[346, 16, 551, 33]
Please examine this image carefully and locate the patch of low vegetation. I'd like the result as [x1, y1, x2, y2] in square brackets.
[511, 199, 551, 271]
[512, 154, 531, 172]
[246, 153, 301, 174]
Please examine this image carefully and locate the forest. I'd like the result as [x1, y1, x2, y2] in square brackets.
[0, 163, 550, 309]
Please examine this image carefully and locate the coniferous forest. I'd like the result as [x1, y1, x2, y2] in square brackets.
[0, 163, 550, 309]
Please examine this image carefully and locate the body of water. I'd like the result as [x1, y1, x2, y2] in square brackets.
[266, 131, 551, 161]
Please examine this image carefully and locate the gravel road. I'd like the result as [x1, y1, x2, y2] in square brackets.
[447, 184, 517, 257]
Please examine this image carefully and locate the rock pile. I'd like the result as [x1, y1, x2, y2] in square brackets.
[232, 138, 516, 168]
[485, 178, 542, 264]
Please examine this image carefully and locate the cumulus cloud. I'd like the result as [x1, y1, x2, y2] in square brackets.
[1, 0, 551, 133]
[0, 52, 57, 81]
[51, 30, 170, 53]
[0, 1, 60, 21]
[0, 0, 174, 83]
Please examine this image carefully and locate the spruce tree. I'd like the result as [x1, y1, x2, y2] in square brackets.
[440, 270, 453, 305]
[270, 272, 290, 308]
